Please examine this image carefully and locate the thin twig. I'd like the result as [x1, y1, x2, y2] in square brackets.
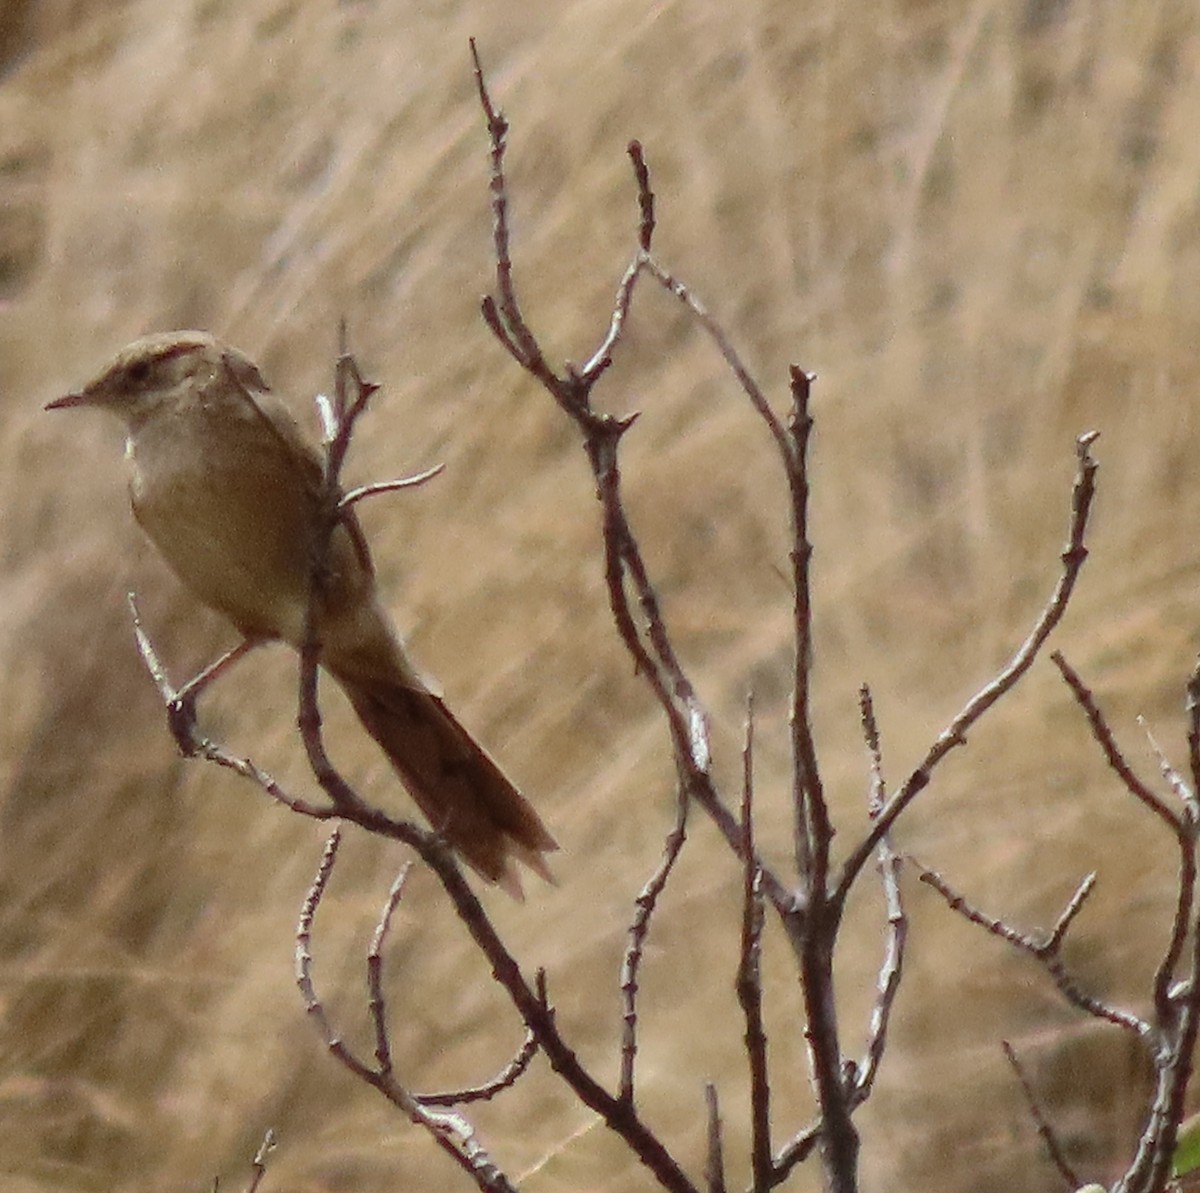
[704, 1083, 727, 1193]
[854, 685, 906, 1103]
[1001, 1041, 1080, 1190]
[786, 367, 822, 888]
[297, 335, 389, 819]
[779, 359, 856, 1190]
[129, 594, 261, 753]
[1139, 715, 1197, 813]
[295, 828, 521, 1193]
[914, 859, 1150, 1038]
[629, 140, 655, 252]
[639, 257, 790, 462]
[419, 970, 547, 1110]
[861, 684, 885, 819]
[243, 1128, 276, 1193]
[1188, 659, 1200, 799]
[619, 784, 689, 1106]
[367, 864, 412, 1076]
[470, 39, 557, 390]
[1052, 652, 1181, 833]
[736, 696, 771, 1192]
[837, 431, 1102, 907]
[418, 1029, 540, 1107]
[1053, 651, 1198, 1037]
[577, 140, 654, 380]
[1044, 872, 1096, 953]
[295, 827, 344, 1048]
[130, 598, 332, 814]
[341, 463, 446, 510]
[768, 1122, 823, 1188]
[1120, 660, 1200, 1193]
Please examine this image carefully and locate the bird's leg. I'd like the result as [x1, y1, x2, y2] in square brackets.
[168, 638, 263, 755]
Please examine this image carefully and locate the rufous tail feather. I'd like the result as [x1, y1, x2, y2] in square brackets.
[333, 671, 557, 898]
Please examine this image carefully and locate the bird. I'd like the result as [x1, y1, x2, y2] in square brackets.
[47, 330, 557, 897]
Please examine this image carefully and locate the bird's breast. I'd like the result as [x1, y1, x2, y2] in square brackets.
[127, 408, 322, 642]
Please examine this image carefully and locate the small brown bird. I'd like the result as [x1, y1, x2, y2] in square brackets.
[47, 330, 557, 897]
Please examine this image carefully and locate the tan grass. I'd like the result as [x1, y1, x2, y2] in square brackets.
[2, 0, 1198, 1189]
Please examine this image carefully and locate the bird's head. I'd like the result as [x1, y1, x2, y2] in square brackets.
[47, 331, 268, 428]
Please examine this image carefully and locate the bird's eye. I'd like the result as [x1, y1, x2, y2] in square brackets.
[125, 360, 152, 386]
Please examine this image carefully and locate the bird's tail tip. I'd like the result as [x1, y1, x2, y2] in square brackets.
[492, 836, 559, 902]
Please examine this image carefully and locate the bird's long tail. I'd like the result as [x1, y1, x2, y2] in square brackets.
[332, 668, 558, 899]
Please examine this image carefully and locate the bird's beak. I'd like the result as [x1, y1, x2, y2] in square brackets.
[45, 391, 91, 411]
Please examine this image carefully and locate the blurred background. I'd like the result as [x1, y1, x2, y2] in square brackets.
[1, 1, 1198, 1190]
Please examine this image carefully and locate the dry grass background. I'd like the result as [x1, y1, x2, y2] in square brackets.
[1, 0, 1199, 1190]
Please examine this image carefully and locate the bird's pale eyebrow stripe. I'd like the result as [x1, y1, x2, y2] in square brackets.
[158, 344, 200, 363]
[127, 343, 203, 372]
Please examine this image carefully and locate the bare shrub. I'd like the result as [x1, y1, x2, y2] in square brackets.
[108, 46, 1200, 1193]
